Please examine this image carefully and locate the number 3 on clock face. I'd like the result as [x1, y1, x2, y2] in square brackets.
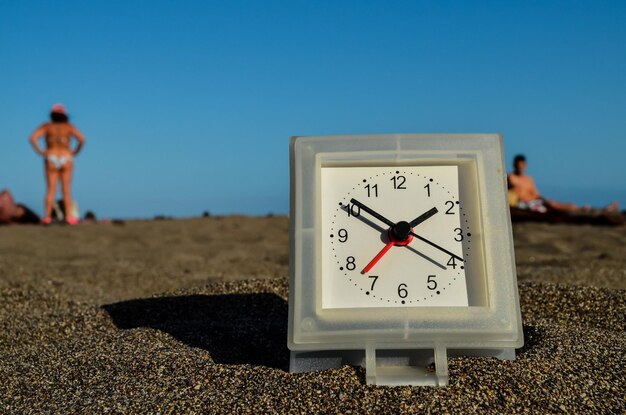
[321, 165, 470, 308]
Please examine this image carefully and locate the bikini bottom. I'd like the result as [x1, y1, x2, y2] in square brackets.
[46, 155, 73, 170]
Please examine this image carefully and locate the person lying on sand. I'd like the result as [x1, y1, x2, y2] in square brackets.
[29, 104, 85, 225]
[0, 189, 41, 225]
[507, 154, 619, 214]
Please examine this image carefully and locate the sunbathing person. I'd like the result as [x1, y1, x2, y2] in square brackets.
[29, 104, 85, 225]
[0, 188, 40, 225]
[508, 154, 618, 214]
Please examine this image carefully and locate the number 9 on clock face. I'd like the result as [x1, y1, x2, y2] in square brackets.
[322, 165, 470, 308]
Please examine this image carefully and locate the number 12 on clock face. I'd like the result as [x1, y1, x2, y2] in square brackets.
[321, 165, 470, 309]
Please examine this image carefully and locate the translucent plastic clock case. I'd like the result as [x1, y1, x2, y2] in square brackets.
[288, 134, 523, 386]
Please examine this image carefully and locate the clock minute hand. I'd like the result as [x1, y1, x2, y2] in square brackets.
[349, 199, 395, 228]
[409, 207, 438, 227]
[410, 231, 464, 262]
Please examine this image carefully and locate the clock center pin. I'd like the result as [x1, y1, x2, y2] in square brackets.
[390, 221, 413, 245]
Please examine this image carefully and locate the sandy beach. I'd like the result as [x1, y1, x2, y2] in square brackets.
[1, 218, 624, 413]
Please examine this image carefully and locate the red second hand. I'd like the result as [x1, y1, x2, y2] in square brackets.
[361, 242, 395, 274]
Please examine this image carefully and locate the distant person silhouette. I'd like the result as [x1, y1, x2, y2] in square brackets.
[508, 154, 618, 214]
[29, 104, 85, 225]
[0, 188, 40, 224]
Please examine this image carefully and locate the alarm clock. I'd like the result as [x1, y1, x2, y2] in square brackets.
[288, 134, 523, 386]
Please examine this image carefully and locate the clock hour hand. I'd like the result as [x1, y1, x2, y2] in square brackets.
[409, 207, 438, 227]
[349, 198, 395, 228]
[410, 232, 464, 262]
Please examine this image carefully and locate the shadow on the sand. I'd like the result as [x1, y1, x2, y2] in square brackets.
[515, 325, 542, 356]
[103, 293, 289, 370]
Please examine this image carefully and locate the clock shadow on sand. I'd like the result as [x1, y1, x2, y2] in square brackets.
[103, 293, 289, 370]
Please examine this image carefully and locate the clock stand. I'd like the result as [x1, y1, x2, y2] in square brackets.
[291, 347, 515, 386]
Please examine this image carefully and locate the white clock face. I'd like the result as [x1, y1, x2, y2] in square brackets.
[321, 165, 470, 309]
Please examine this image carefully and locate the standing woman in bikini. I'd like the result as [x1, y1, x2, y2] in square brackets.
[29, 104, 85, 224]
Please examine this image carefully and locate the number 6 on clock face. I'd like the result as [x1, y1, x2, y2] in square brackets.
[322, 165, 469, 308]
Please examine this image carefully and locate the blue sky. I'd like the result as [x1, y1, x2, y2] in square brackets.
[1, 1, 625, 218]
